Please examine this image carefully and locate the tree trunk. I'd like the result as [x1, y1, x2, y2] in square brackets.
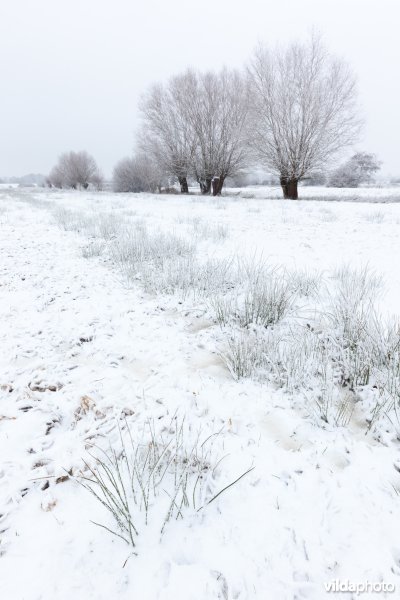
[199, 178, 212, 194]
[178, 177, 189, 194]
[280, 176, 289, 199]
[286, 178, 298, 199]
[280, 176, 298, 200]
[218, 175, 225, 195]
[212, 177, 219, 196]
[212, 175, 225, 196]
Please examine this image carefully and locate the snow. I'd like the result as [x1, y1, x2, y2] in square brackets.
[1, 187, 400, 599]
[225, 184, 400, 202]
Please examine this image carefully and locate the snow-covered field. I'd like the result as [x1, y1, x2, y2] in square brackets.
[1, 186, 400, 600]
[225, 184, 400, 203]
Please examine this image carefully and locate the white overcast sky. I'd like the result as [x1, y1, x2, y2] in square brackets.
[0, 0, 399, 177]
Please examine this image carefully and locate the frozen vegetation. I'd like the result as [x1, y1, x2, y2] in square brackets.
[1, 186, 400, 599]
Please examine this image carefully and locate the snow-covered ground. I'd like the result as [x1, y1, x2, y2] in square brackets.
[225, 184, 400, 202]
[1, 187, 400, 600]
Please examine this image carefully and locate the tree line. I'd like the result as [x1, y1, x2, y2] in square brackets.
[48, 35, 367, 200]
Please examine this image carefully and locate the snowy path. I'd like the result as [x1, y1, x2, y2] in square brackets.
[1, 191, 400, 599]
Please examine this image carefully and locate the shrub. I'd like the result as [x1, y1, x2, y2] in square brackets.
[48, 151, 103, 190]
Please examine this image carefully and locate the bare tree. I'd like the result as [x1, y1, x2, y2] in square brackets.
[329, 151, 381, 187]
[248, 35, 362, 199]
[91, 171, 104, 191]
[180, 68, 250, 195]
[48, 151, 102, 189]
[113, 153, 165, 193]
[113, 157, 143, 192]
[48, 164, 66, 188]
[139, 68, 250, 196]
[138, 75, 197, 193]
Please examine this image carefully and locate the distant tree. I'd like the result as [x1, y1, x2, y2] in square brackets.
[112, 154, 165, 193]
[134, 153, 166, 192]
[113, 157, 144, 193]
[90, 171, 104, 191]
[48, 151, 102, 189]
[48, 164, 66, 188]
[302, 171, 327, 186]
[228, 172, 252, 188]
[247, 35, 362, 199]
[329, 152, 381, 187]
